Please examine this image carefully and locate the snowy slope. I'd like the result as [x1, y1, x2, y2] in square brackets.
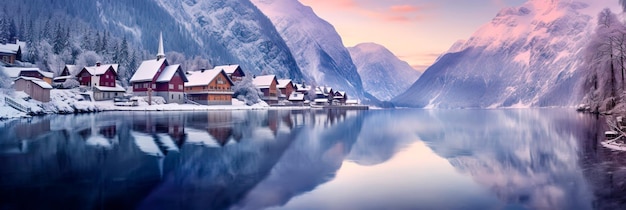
[394, 0, 622, 108]
[250, 0, 366, 99]
[348, 43, 421, 101]
[152, 0, 303, 80]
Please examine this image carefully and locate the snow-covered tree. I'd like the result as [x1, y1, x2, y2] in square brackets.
[62, 78, 79, 89]
[233, 76, 263, 106]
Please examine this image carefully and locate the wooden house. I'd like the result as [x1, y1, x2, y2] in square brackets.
[129, 33, 188, 104]
[53, 65, 79, 85]
[2, 67, 53, 84]
[332, 91, 347, 105]
[185, 69, 234, 105]
[13, 76, 52, 102]
[277, 79, 294, 101]
[76, 63, 118, 87]
[253, 75, 278, 104]
[76, 63, 125, 101]
[0, 40, 24, 64]
[214, 64, 246, 82]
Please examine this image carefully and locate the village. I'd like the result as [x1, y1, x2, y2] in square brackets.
[0, 33, 364, 116]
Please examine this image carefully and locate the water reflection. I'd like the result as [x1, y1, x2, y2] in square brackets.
[0, 109, 622, 209]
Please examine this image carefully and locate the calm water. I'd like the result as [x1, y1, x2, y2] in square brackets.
[0, 109, 625, 210]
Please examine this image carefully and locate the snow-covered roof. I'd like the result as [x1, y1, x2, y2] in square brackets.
[334, 91, 346, 99]
[314, 98, 328, 103]
[53, 75, 74, 81]
[3, 67, 53, 78]
[214, 64, 241, 74]
[185, 70, 230, 87]
[253, 75, 276, 88]
[64, 65, 79, 76]
[94, 83, 126, 92]
[15, 76, 53, 89]
[288, 92, 305, 101]
[83, 64, 119, 76]
[0, 42, 20, 54]
[295, 83, 311, 91]
[129, 59, 166, 83]
[277, 79, 292, 89]
[346, 99, 358, 104]
[156, 64, 186, 82]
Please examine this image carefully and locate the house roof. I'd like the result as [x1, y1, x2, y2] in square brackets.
[15, 76, 53, 89]
[185, 69, 232, 87]
[64, 65, 79, 76]
[277, 79, 292, 89]
[83, 64, 119, 76]
[253, 75, 276, 88]
[129, 59, 166, 82]
[213, 64, 242, 75]
[0, 42, 21, 54]
[295, 83, 311, 91]
[156, 64, 187, 82]
[288, 92, 305, 101]
[94, 82, 126, 92]
[2, 67, 53, 78]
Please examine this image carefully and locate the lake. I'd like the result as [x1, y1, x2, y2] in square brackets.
[0, 109, 624, 210]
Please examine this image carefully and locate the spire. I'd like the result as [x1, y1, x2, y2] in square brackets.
[157, 32, 165, 60]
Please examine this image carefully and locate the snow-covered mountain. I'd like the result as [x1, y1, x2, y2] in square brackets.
[152, 0, 303, 79]
[250, 0, 367, 99]
[348, 43, 421, 101]
[393, 0, 622, 108]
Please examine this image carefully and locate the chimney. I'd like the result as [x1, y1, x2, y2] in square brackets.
[96, 62, 101, 67]
[201, 68, 206, 73]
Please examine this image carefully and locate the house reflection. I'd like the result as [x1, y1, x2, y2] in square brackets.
[13, 117, 51, 141]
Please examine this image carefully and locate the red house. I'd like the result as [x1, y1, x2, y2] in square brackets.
[253, 75, 279, 104]
[129, 33, 188, 104]
[76, 63, 118, 87]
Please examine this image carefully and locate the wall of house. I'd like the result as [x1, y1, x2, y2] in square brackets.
[93, 90, 123, 101]
[0, 54, 15, 64]
[98, 68, 117, 87]
[78, 70, 92, 86]
[230, 69, 245, 82]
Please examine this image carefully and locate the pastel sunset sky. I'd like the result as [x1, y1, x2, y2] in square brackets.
[300, 0, 527, 71]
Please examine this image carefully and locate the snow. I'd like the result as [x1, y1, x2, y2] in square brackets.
[16, 77, 52, 89]
[185, 70, 223, 87]
[0, 42, 21, 54]
[394, 0, 622, 108]
[277, 79, 292, 89]
[253, 75, 276, 88]
[214, 64, 240, 74]
[184, 128, 221, 147]
[129, 59, 165, 82]
[156, 64, 182, 82]
[93, 83, 126, 92]
[86, 135, 114, 149]
[288, 92, 305, 101]
[84, 64, 119, 75]
[2, 67, 53, 79]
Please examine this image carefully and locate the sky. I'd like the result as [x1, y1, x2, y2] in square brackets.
[299, 0, 527, 72]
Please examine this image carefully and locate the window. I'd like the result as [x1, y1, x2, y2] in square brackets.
[169, 84, 174, 90]
[217, 77, 224, 84]
[171, 95, 173, 99]
[152, 84, 156, 89]
[178, 85, 183, 90]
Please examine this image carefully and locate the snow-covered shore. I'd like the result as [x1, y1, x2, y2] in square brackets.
[0, 89, 310, 120]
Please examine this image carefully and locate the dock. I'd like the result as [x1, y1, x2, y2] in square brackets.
[323, 105, 369, 110]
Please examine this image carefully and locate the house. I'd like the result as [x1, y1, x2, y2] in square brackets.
[185, 69, 234, 105]
[213, 64, 246, 82]
[129, 33, 188, 104]
[315, 86, 334, 101]
[2, 67, 53, 84]
[0, 40, 24, 64]
[277, 79, 294, 101]
[288, 92, 306, 104]
[294, 83, 311, 94]
[253, 75, 278, 104]
[76, 63, 119, 87]
[13, 76, 52, 102]
[332, 91, 347, 105]
[76, 63, 125, 101]
[53, 65, 79, 85]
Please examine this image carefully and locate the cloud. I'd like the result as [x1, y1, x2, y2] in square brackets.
[390, 5, 422, 13]
[301, 0, 434, 23]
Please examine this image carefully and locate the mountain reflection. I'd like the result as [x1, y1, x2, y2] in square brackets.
[0, 109, 618, 209]
[413, 109, 595, 210]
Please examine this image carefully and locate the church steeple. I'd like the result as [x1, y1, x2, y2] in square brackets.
[157, 32, 165, 60]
